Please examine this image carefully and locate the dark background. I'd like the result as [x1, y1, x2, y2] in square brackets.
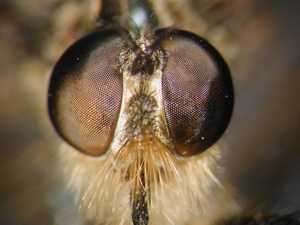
[226, 0, 300, 214]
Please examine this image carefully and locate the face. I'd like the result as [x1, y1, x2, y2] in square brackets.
[48, 24, 234, 223]
[0, 1, 300, 225]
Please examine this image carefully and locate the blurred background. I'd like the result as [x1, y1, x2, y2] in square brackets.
[0, 0, 299, 224]
[224, 0, 300, 215]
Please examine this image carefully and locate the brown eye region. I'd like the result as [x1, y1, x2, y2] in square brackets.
[48, 28, 233, 158]
[157, 29, 234, 157]
[48, 29, 124, 156]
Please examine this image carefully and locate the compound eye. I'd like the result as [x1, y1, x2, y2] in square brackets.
[48, 29, 124, 156]
[158, 29, 234, 157]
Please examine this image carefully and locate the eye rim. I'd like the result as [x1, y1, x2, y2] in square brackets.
[156, 28, 234, 157]
[48, 28, 124, 156]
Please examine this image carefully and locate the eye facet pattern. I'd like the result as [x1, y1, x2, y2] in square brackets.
[48, 28, 233, 158]
[48, 29, 124, 156]
[157, 29, 234, 157]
